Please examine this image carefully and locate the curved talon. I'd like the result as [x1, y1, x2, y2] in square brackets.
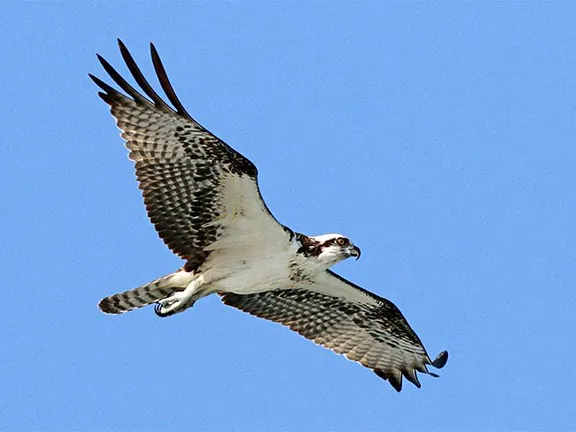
[154, 295, 196, 317]
[154, 303, 166, 317]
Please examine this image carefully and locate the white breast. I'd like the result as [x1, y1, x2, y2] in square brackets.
[203, 232, 300, 295]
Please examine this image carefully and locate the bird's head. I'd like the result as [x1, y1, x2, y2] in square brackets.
[297, 233, 361, 269]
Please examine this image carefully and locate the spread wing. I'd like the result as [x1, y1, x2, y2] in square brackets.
[90, 40, 289, 269]
[221, 270, 448, 391]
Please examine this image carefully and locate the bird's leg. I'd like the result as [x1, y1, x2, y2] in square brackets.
[155, 277, 205, 317]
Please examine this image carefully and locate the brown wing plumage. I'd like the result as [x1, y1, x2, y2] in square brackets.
[90, 40, 287, 269]
[221, 270, 447, 391]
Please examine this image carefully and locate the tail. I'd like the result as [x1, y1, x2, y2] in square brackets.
[99, 269, 194, 314]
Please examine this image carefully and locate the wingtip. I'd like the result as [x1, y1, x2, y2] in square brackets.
[389, 375, 402, 392]
[97, 92, 112, 103]
[96, 53, 112, 70]
[89, 73, 116, 100]
[150, 41, 158, 56]
[431, 350, 449, 369]
[88, 73, 105, 86]
[374, 369, 403, 392]
[117, 38, 128, 52]
[402, 368, 422, 388]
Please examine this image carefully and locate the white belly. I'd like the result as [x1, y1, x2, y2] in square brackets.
[200, 237, 300, 295]
[220, 258, 292, 293]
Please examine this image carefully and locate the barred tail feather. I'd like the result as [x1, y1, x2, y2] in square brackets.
[99, 269, 194, 314]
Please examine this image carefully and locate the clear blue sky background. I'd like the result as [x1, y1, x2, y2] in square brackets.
[1, 3, 575, 431]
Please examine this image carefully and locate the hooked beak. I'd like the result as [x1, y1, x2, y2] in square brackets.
[349, 245, 361, 260]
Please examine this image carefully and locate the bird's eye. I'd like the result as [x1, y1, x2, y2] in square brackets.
[336, 238, 348, 246]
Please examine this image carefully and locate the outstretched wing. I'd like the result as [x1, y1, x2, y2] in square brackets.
[90, 40, 289, 268]
[221, 270, 448, 391]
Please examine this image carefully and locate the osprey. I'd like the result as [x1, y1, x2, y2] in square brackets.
[91, 40, 448, 392]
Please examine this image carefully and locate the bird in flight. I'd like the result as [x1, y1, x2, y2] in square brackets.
[90, 40, 448, 392]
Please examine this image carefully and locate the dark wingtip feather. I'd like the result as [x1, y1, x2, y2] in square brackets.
[96, 53, 110, 70]
[89, 73, 115, 93]
[388, 374, 403, 392]
[432, 351, 449, 369]
[402, 369, 422, 388]
[117, 39, 172, 111]
[96, 52, 148, 103]
[373, 368, 385, 380]
[374, 369, 403, 392]
[97, 92, 113, 104]
[89, 74, 119, 105]
[149, 42, 192, 119]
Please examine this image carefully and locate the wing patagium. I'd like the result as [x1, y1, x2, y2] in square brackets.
[90, 40, 285, 268]
[221, 270, 448, 392]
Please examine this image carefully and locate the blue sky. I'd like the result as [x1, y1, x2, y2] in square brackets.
[2, 3, 575, 431]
